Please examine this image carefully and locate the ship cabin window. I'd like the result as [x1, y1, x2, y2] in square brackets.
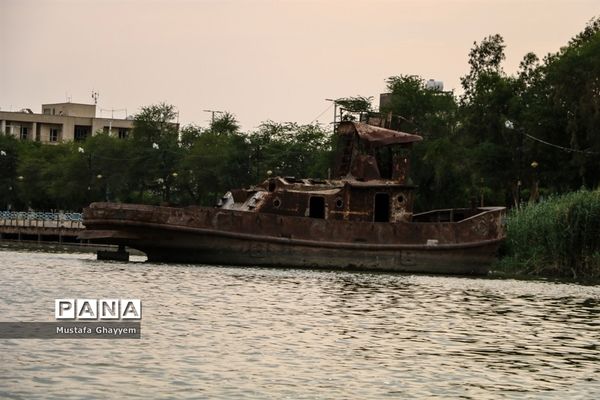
[376, 146, 410, 180]
[376, 147, 394, 179]
[309, 196, 326, 219]
[374, 193, 390, 222]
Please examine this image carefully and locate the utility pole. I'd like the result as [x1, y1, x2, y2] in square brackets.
[325, 98, 338, 132]
[203, 109, 224, 125]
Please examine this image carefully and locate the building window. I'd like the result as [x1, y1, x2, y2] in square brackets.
[49, 128, 59, 143]
[20, 127, 28, 140]
[43, 108, 51, 115]
[118, 128, 129, 139]
[74, 126, 90, 142]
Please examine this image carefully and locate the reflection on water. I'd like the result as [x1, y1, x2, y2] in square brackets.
[0, 248, 599, 399]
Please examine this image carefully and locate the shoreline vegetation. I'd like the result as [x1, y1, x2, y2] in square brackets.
[1, 18, 599, 279]
[497, 190, 600, 280]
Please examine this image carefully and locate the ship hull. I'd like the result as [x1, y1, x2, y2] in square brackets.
[81, 202, 505, 275]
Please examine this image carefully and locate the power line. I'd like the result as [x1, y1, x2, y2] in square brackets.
[505, 119, 599, 155]
[521, 131, 599, 155]
[310, 103, 334, 124]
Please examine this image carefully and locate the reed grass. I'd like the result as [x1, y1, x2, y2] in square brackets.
[501, 189, 600, 279]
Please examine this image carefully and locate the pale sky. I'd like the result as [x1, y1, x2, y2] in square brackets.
[1, 0, 598, 130]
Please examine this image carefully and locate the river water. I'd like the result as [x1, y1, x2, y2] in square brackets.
[0, 248, 599, 399]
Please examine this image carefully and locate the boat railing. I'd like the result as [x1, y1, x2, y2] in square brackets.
[412, 207, 505, 223]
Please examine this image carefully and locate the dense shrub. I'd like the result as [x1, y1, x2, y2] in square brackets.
[503, 190, 600, 278]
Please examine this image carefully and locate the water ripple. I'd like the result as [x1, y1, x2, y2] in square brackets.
[0, 249, 599, 398]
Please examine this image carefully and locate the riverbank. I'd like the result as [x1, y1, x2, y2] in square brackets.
[498, 189, 600, 280]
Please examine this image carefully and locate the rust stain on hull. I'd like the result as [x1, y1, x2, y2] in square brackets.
[82, 203, 504, 274]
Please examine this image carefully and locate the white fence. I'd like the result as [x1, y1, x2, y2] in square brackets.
[0, 211, 83, 229]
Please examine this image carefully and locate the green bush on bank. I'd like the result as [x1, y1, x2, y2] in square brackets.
[502, 190, 600, 278]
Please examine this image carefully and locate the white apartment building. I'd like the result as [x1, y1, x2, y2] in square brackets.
[0, 102, 134, 143]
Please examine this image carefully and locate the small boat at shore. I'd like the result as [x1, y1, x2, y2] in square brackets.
[81, 119, 505, 274]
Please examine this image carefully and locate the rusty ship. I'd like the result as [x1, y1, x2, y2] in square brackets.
[81, 119, 505, 274]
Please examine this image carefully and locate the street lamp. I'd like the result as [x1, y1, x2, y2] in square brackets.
[505, 119, 524, 208]
[530, 161, 540, 203]
[95, 174, 109, 201]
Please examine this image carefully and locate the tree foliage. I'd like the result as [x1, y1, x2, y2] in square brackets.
[378, 18, 600, 210]
[336, 96, 373, 114]
[0, 107, 332, 210]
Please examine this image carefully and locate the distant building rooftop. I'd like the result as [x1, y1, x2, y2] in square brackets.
[1, 101, 134, 143]
[41, 102, 97, 118]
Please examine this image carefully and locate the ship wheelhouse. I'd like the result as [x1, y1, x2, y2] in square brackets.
[217, 121, 423, 223]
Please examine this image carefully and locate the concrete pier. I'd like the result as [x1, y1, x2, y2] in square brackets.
[97, 245, 130, 262]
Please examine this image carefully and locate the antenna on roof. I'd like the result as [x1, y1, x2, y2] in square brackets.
[100, 108, 127, 119]
[91, 90, 99, 105]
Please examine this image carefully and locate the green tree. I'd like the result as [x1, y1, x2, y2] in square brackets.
[458, 34, 523, 207]
[247, 122, 331, 181]
[16, 142, 74, 210]
[335, 96, 373, 121]
[80, 134, 133, 204]
[0, 134, 20, 209]
[460, 34, 506, 102]
[383, 75, 457, 137]
[177, 130, 251, 205]
[209, 111, 240, 135]
[180, 124, 205, 149]
[539, 17, 600, 188]
[380, 75, 465, 210]
[130, 103, 182, 203]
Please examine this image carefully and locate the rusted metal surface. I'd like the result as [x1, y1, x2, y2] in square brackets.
[338, 121, 422, 146]
[81, 118, 506, 274]
[82, 201, 504, 274]
[333, 122, 417, 183]
[83, 202, 504, 247]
